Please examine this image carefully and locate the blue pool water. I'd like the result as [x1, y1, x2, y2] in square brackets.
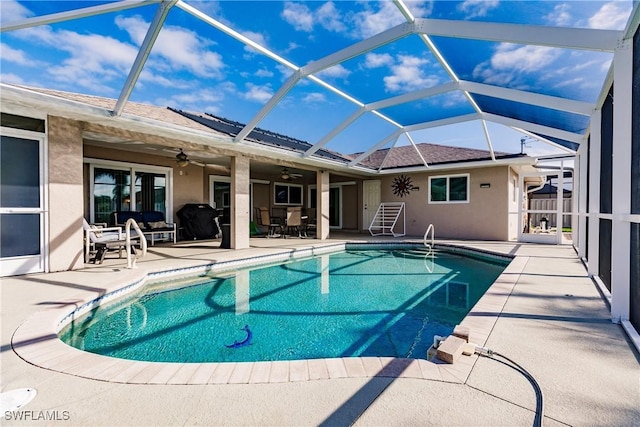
[60, 248, 508, 363]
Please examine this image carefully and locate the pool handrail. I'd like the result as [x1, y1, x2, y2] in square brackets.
[125, 218, 147, 268]
[424, 223, 435, 253]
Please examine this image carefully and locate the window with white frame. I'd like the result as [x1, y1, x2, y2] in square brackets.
[428, 174, 469, 203]
[274, 182, 303, 205]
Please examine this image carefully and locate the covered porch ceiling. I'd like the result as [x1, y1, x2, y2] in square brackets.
[2, 1, 638, 173]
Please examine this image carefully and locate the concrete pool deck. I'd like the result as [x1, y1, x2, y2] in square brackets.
[1, 235, 639, 426]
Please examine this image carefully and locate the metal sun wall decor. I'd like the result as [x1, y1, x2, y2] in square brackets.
[391, 174, 414, 197]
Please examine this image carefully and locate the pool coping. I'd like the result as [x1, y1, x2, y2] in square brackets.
[11, 241, 525, 386]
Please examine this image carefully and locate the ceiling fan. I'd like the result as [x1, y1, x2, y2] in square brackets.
[173, 148, 205, 167]
[280, 167, 303, 181]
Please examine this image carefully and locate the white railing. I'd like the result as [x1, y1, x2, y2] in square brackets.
[125, 218, 147, 268]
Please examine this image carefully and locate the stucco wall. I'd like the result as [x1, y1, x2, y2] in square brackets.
[48, 116, 84, 271]
[376, 166, 510, 240]
[251, 183, 270, 218]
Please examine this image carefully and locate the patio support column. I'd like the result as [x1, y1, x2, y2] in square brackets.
[587, 110, 601, 279]
[611, 38, 633, 323]
[556, 161, 564, 244]
[231, 155, 250, 249]
[317, 170, 330, 240]
[48, 116, 84, 272]
[576, 140, 588, 259]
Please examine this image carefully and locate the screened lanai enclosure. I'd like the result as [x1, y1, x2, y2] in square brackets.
[0, 0, 624, 157]
[1, 1, 639, 346]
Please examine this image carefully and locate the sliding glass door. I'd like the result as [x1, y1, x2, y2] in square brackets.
[89, 162, 172, 225]
[308, 185, 342, 228]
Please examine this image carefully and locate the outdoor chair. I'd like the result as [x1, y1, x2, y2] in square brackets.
[285, 207, 303, 238]
[83, 218, 125, 263]
[305, 208, 317, 237]
[257, 207, 283, 238]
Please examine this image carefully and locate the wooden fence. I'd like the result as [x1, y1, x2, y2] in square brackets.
[529, 198, 572, 228]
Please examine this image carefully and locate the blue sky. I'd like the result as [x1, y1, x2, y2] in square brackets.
[0, 0, 633, 157]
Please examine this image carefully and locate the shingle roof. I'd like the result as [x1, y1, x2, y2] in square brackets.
[353, 143, 525, 169]
[13, 85, 219, 136]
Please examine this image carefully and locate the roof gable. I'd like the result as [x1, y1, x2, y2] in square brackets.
[352, 142, 525, 170]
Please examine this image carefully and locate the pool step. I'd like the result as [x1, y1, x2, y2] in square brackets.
[395, 248, 441, 259]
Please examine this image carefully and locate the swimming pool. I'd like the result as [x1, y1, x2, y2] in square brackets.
[60, 247, 508, 363]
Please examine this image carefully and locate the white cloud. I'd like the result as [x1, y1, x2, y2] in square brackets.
[170, 89, 224, 105]
[0, 0, 33, 24]
[317, 2, 346, 32]
[242, 30, 268, 56]
[404, 1, 434, 18]
[284, 41, 301, 54]
[551, 76, 585, 90]
[457, 0, 499, 19]
[282, 1, 347, 34]
[302, 92, 326, 103]
[23, 26, 140, 93]
[281, 2, 315, 32]
[139, 69, 194, 90]
[156, 88, 224, 113]
[351, 1, 405, 39]
[187, 1, 222, 19]
[0, 72, 25, 85]
[384, 55, 439, 92]
[317, 64, 350, 79]
[491, 44, 560, 72]
[255, 68, 274, 78]
[5, 12, 226, 93]
[219, 81, 238, 94]
[362, 52, 440, 93]
[276, 64, 295, 80]
[282, 1, 423, 39]
[440, 90, 467, 108]
[242, 83, 273, 103]
[544, 3, 573, 26]
[116, 15, 225, 79]
[365, 52, 394, 68]
[472, 44, 563, 88]
[588, 2, 631, 30]
[0, 43, 33, 65]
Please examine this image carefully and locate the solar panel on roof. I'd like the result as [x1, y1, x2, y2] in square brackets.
[170, 108, 350, 163]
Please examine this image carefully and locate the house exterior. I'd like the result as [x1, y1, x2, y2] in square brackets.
[0, 84, 536, 278]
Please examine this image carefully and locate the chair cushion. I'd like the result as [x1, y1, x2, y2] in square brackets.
[142, 211, 168, 228]
[89, 224, 103, 237]
[93, 231, 122, 243]
[147, 220, 168, 229]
